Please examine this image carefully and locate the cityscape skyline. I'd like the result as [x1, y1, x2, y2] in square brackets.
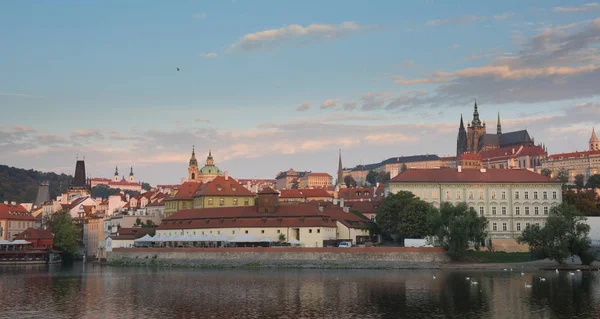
[1, 1, 600, 184]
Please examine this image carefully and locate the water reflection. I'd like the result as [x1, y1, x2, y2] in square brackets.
[0, 265, 599, 319]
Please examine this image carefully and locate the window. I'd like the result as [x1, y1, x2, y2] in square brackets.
[516, 207, 520, 215]
[479, 207, 484, 216]
[492, 207, 497, 215]
[479, 191, 484, 200]
[534, 191, 538, 200]
[534, 207, 539, 215]
[317, 229, 321, 233]
[446, 191, 451, 200]
[543, 191, 548, 200]
[492, 191, 496, 199]
[517, 223, 521, 231]
[370, 215, 376, 221]
[502, 223, 507, 231]
[219, 198, 225, 206]
[492, 223, 497, 231]
[261, 230, 265, 234]
[456, 191, 461, 200]
[233, 198, 238, 206]
[244, 199, 250, 205]
[502, 207, 507, 215]
[232, 230, 235, 234]
[524, 192, 529, 199]
[501, 191, 506, 200]
[469, 191, 474, 200]
[535, 223, 540, 227]
[515, 191, 520, 199]
[525, 207, 530, 215]
[277, 230, 281, 234]
[217, 231, 221, 235]
[422, 191, 427, 199]
[245, 230, 249, 234]
[526, 223, 530, 228]
[309, 229, 313, 233]
[544, 207, 549, 215]
[432, 191, 437, 199]
[553, 192, 557, 200]
[182, 202, 187, 209]
[208, 198, 214, 205]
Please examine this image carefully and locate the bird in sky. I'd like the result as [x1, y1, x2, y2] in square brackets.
[177, 67, 180, 71]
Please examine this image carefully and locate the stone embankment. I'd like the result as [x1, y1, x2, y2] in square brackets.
[106, 247, 450, 269]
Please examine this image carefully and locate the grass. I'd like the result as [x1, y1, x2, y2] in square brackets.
[461, 251, 534, 263]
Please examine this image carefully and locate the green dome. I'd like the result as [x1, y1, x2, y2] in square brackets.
[199, 164, 221, 175]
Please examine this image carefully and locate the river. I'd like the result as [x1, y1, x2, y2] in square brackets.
[0, 264, 598, 318]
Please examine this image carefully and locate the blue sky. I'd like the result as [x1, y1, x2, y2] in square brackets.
[1, 1, 599, 185]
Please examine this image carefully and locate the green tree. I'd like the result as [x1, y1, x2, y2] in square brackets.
[401, 163, 408, 173]
[278, 233, 286, 242]
[141, 182, 151, 192]
[376, 191, 435, 243]
[564, 189, 600, 216]
[556, 168, 570, 185]
[291, 180, 299, 189]
[518, 203, 593, 265]
[144, 220, 156, 228]
[587, 174, 600, 189]
[366, 170, 378, 186]
[44, 211, 80, 260]
[344, 175, 357, 188]
[574, 174, 585, 189]
[429, 202, 488, 261]
[541, 168, 552, 177]
[377, 171, 391, 184]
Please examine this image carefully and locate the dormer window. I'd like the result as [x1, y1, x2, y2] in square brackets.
[231, 187, 236, 192]
[217, 187, 222, 192]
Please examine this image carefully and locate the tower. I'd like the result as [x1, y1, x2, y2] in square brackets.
[497, 111, 502, 136]
[129, 166, 135, 182]
[466, 101, 487, 154]
[337, 149, 345, 188]
[457, 114, 468, 157]
[188, 146, 199, 182]
[114, 166, 119, 182]
[257, 187, 279, 214]
[591, 128, 599, 151]
[65, 158, 90, 202]
[206, 149, 214, 166]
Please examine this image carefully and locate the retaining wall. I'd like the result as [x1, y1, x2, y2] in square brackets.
[107, 247, 450, 269]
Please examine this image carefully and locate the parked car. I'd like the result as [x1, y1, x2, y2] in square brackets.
[338, 242, 352, 248]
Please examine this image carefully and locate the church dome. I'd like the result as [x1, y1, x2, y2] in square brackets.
[199, 164, 221, 175]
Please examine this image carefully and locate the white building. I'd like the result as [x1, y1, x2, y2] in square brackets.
[387, 167, 562, 239]
[541, 128, 600, 184]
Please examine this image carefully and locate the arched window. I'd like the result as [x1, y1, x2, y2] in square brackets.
[191, 173, 195, 179]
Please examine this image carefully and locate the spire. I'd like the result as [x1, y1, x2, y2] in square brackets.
[206, 149, 214, 166]
[189, 146, 198, 166]
[457, 114, 468, 157]
[114, 166, 118, 176]
[497, 111, 502, 135]
[471, 100, 482, 127]
[459, 114, 465, 130]
[337, 149, 344, 187]
[129, 166, 134, 176]
[591, 127, 599, 151]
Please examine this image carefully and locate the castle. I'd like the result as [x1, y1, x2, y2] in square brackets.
[457, 101, 535, 157]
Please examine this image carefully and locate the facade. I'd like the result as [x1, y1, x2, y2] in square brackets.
[192, 174, 256, 209]
[336, 186, 384, 203]
[297, 188, 334, 202]
[275, 169, 309, 190]
[105, 228, 155, 250]
[188, 148, 222, 183]
[88, 166, 142, 192]
[84, 217, 105, 259]
[164, 182, 204, 216]
[63, 159, 91, 203]
[33, 181, 50, 209]
[0, 203, 36, 240]
[541, 129, 600, 184]
[345, 155, 442, 185]
[456, 153, 482, 169]
[388, 167, 562, 238]
[299, 172, 332, 189]
[457, 102, 535, 157]
[60, 196, 98, 219]
[481, 145, 547, 170]
[14, 228, 54, 249]
[237, 179, 277, 193]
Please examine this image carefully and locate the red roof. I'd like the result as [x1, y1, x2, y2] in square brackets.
[321, 204, 371, 229]
[89, 178, 111, 182]
[111, 227, 155, 240]
[258, 187, 278, 195]
[307, 172, 332, 177]
[237, 179, 276, 184]
[390, 168, 558, 183]
[108, 179, 140, 186]
[14, 228, 54, 240]
[548, 149, 600, 160]
[195, 176, 255, 197]
[345, 201, 381, 214]
[337, 187, 376, 201]
[0, 203, 35, 220]
[481, 145, 546, 161]
[168, 182, 204, 200]
[279, 189, 304, 199]
[458, 153, 482, 160]
[299, 188, 333, 198]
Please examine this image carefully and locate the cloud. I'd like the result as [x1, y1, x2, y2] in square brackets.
[228, 21, 366, 52]
[450, 44, 460, 49]
[363, 133, 419, 145]
[194, 118, 211, 123]
[12, 125, 36, 133]
[320, 99, 339, 110]
[494, 13, 515, 20]
[296, 103, 311, 112]
[343, 101, 358, 111]
[553, 3, 599, 13]
[0, 92, 44, 99]
[200, 52, 218, 58]
[361, 92, 386, 110]
[427, 15, 485, 26]
[193, 12, 207, 20]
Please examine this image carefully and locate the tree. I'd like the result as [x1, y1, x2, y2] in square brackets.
[141, 182, 151, 191]
[278, 233, 286, 242]
[574, 174, 585, 189]
[587, 174, 600, 189]
[401, 163, 408, 173]
[564, 189, 600, 216]
[518, 203, 593, 265]
[377, 171, 390, 184]
[44, 211, 80, 260]
[429, 202, 488, 261]
[344, 175, 357, 188]
[291, 180, 299, 189]
[376, 191, 435, 243]
[541, 168, 552, 177]
[366, 170, 378, 186]
[556, 168, 570, 185]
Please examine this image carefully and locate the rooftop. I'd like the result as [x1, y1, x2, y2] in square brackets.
[390, 168, 559, 184]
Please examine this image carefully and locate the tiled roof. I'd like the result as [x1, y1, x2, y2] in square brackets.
[337, 187, 376, 201]
[195, 176, 255, 197]
[108, 179, 140, 186]
[299, 188, 333, 198]
[111, 227, 155, 240]
[458, 153, 482, 160]
[0, 203, 35, 220]
[315, 203, 372, 229]
[307, 172, 331, 177]
[166, 182, 203, 200]
[14, 228, 54, 240]
[345, 201, 381, 214]
[279, 189, 304, 198]
[258, 187, 278, 195]
[237, 179, 276, 184]
[390, 168, 558, 183]
[481, 145, 545, 161]
[548, 149, 600, 160]
[89, 178, 111, 182]
[382, 154, 441, 164]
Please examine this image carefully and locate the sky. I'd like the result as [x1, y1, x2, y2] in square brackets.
[1, 1, 600, 185]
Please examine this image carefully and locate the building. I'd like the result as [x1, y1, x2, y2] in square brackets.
[299, 172, 332, 189]
[457, 102, 535, 157]
[440, 156, 457, 168]
[156, 184, 180, 194]
[63, 159, 91, 203]
[164, 182, 204, 216]
[279, 189, 305, 202]
[192, 174, 256, 209]
[0, 202, 36, 240]
[456, 153, 482, 169]
[33, 181, 50, 209]
[336, 186, 384, 203]
[60, 196, 98, 219]
[298, 188, 334, 202]
[188, 148, 223, 183]
[237, 179, 277, 193]
[13, 228, 54, 249]
[344, 201, 381, 222]
[345, 155, 442, 185]
[105, 228, 156, 250]
[84, 217, 105, 259]
[275, 169, 309, 190]
[387, 167, 562, 238]
[88, 166, 142, 192]
[541, 128, 600, 184]
[481, 145, 547, 170]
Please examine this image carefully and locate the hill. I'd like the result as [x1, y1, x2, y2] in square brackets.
[0, 165, 72, 204]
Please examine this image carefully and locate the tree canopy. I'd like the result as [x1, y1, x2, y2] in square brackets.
[518, 203, 593, 265]
[141, 182, 151, 191]
[564, 189, 600, 216]
[556, 168, 570, 185]
[366, 170, 391, 186]
[44, 211, 81, 259]
[91, 184, 141, 199]
[587, 174, 600, 189]
[541, 168, 552, 177]
[376, 191, 435, 242]
[401, 163, 408, 173]
[0, 165, 71, 203]
[574, 174, 585, 189]
[344, 175, 358, 188]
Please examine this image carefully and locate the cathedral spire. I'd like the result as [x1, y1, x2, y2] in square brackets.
[590, 127, 599, 151]
[456, 113, 468, 157]
[129, 166, 134, 176]
[114, 166, 118, 176]
[189, 146, 198, 166]
[459, 114, 465, 129]
[337, 149, 344, 187]
[497, 111, 502, 135]
[472, 100, 482, 127]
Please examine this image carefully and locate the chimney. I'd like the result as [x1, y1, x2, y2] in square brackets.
[480, 168, 487, 173]
[3, 201, 7, 205]
[458, 165, 462, 173]
[11, 201, 16, 206]
[512, 148, 515, 154]
[318, 206, 324, 212]
[340, 198, 345, 208]
[225, 171, 229, 180]
[126, 194, 130, 201]
[343, 207, 350, 213]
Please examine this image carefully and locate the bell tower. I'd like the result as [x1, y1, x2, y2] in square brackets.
[188, 146, 199, 182]
[590, 128, 599, 151]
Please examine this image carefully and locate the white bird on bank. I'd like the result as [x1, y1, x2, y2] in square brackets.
[556, 269, 559, 274]
[539, 277, 546, 282]
[577, 269, 581, 272]
[569, 272, 575, 276]
[433, 275, 436, 280]
[525, 283, 532, 288]
[471, 280, 479, 285]
[503, 268, 508, 271]
[521, 272, 525, 276]
[465, 277, 470, 280]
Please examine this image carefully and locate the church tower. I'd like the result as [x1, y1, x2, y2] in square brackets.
[114, 166, 119, 182]
[188, 146, 199, 182]
[129, 166, 135, 182]
[466, 101, 487, 154]
[456, 114, 468, 157]
[590, 128, 599, 151]
[497, 111, 502, 136]
[337, 149, 345, 189]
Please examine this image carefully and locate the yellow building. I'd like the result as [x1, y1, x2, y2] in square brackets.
[300, 172, 332, 188]
[192, 174, 256, 208]
[164, 182, 204, 217]
[84, 217, 105, 259]
[0, 203, 36, 240]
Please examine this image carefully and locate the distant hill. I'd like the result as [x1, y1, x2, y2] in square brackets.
[0, 165, 72, 204]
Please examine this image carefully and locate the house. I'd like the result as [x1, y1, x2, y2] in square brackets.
[13, 228, 54, 249]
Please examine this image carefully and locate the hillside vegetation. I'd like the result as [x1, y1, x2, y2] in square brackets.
[0, 165, 71, 203]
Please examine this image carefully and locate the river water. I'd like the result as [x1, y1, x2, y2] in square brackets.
[0, 264, 599, 319]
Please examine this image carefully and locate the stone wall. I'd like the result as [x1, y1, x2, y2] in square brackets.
[106, 247, 449, 269]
